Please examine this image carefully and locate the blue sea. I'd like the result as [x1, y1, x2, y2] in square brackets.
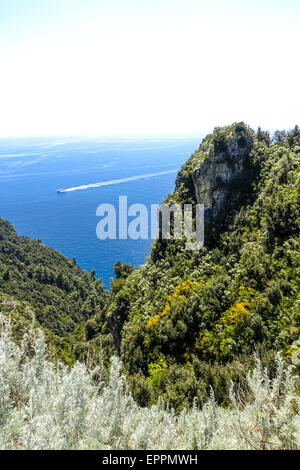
[0, 136, 201, 287]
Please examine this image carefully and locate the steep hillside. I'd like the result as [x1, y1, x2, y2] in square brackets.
[0, 219, 108, 336]
[104, 123, 300, 410]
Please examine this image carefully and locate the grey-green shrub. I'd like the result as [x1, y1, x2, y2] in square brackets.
[0, 315, 299, 450]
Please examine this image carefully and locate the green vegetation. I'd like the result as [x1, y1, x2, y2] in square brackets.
[0, 219, 108, 336]
[104, 123, 300, 410]
[1, 318, 299, 450]
[0, 123, 299, 415]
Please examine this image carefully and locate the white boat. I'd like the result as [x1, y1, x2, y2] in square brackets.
[57, 189, 65, 193]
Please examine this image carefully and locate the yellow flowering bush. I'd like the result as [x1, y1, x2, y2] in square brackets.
[147, 280, 200, 328]
[221, 301, 253, 326]
[196, 286, 260, 360]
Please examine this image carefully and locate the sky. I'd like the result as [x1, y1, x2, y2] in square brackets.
[0, 0, 299, 137]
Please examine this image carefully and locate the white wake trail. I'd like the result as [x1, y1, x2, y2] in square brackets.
[59, 169, 178, 192]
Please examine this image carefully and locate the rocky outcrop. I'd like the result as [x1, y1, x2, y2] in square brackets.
[192, 133, 253, 217]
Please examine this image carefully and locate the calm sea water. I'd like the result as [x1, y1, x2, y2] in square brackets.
[0, 136, 201, 287]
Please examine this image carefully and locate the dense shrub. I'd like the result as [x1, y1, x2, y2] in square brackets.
[0, 318, 299, 450]
[0, 219, 108, 336]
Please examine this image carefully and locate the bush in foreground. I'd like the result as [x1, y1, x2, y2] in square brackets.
[0, 316, 299, 450]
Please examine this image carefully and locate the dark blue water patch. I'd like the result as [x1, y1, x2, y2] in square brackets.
[0, 136, 202, 287]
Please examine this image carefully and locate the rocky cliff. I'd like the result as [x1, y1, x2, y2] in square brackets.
[173, 123, 255, 217]
[192, 131, 253, 217]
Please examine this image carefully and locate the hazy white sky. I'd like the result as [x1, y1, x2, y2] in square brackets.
[0, 0, 299, 137]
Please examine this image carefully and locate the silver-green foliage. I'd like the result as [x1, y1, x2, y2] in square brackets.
[0, 316, 299, 450]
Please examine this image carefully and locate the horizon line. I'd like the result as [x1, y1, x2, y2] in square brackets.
[0, 124, 297, 141]
[0, 131, 207, 141]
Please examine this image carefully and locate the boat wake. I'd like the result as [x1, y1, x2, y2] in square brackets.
[57, 169, 178, 193]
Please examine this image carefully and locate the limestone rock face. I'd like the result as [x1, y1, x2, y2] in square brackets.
[192, 135, 253, 217]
